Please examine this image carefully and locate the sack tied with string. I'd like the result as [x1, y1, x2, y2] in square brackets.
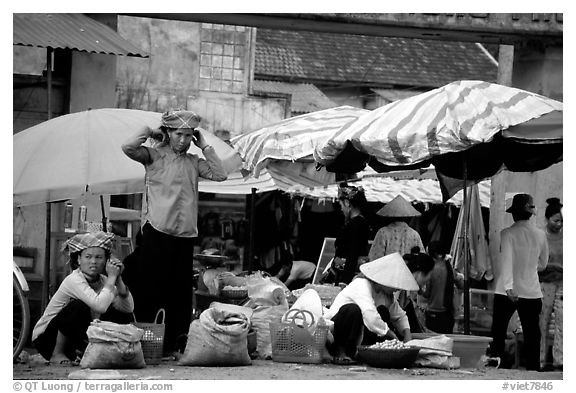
[178, 307, 251, 366]
[79, 320, 145, 369]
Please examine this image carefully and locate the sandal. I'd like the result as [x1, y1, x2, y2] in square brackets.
[51, 358, 79, 367]
[332, 356, 357, 366]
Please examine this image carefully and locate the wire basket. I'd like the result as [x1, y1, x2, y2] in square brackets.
[356, 345, 420, 368]
[134, 309, 165, 365]
[269, 309, 328, 364]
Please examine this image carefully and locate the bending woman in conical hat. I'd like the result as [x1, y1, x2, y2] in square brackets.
[324, 253, 419, 365]
[32, 231, 134, 366]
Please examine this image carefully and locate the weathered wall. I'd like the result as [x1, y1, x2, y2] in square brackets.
[116, 16, 287, 136]
[187, 91, 286, 135]
[69, 52, 117, 112]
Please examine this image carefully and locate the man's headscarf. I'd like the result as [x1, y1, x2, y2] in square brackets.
[161, 110, 201, 129]
[61, 231, 115, 254]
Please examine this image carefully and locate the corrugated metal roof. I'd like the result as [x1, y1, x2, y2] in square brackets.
[253, 80, 336, 114]
[13, 13, 148, 58]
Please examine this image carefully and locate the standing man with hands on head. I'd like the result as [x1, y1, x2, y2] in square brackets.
[122, 110, 227, 356]
[489, 193, 549, 371]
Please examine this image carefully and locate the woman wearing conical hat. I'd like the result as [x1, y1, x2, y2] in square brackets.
[368, 195, 424, 261]
[324, 253, 419, 365]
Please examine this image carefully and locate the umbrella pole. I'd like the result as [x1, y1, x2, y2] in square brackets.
[248, 188, 256, 274]
[462, 161, 471, 335]
[100, 195, 108, 232]
[41, 203, 52, 312]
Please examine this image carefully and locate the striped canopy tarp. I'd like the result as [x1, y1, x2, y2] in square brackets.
[314, 80, 563, 200]
[199, 167, 490, 207]
[279, 172, 491, 208]
[232, 105, 369, 177]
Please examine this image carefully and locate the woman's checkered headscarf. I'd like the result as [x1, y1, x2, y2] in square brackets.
[61, 231, 115, 254]
[161, 110, 201, 129]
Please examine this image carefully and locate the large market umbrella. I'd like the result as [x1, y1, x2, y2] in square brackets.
[315, 80, 562, 200]
[232, 105, 369, 186]
[314, 80, 563, 333]
[14, 108, 242, 207]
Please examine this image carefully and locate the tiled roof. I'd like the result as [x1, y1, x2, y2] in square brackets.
[370, 88, 421, 102]
[13, 13, 148, 58]
[252, 80, 336, 113]
[255, 29, 497, 88]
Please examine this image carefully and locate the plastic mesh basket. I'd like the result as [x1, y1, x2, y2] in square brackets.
[269, 309, 328, 364]
[134, 309, 165, 365]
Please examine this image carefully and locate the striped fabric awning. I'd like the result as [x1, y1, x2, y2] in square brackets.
[199, 167, 491, 207]
[315, 80, 563, 169]
[232, 105, 369, 177]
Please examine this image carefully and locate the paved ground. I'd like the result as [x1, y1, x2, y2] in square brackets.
[13, 352, 563, 381]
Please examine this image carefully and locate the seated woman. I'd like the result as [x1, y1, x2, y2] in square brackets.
[32, 231, 134, 366]
[401, 248, 435, 333]
[324, 253, 420, 365]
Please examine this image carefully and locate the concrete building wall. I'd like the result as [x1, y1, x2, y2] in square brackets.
[69, 52, 117, 112]
[116, 16, 288, 136]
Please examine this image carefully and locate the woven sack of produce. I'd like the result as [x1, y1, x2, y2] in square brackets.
[80, 320, 145, 369]
[179, 307, 251, 366]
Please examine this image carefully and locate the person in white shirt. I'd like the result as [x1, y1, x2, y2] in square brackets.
[32, 232, 133, 366]
[324, 252, 419, 365]
[489, 193, 548, 371]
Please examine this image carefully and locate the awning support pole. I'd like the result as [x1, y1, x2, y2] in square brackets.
[463, 160, 471, 335]
[248, 188, 256, 273]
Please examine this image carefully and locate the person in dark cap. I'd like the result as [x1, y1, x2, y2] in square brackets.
[489, 193, 549, 371]
[122, 109, 227, 354]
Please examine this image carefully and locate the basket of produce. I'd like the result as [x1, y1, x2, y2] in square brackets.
[356, 339, 420, 369]
[220, 285, 248, 299]
[133, 309, 165, 365]
[269, 309, 328, 364]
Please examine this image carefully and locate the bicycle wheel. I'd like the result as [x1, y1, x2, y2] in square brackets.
[13, 274, 30, 361]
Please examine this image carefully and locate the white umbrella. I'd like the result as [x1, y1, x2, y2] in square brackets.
[13, 108, 242, 207]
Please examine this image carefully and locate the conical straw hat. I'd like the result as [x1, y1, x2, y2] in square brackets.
[377, 195, 421, 217]
[359, 252, 419, 291]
